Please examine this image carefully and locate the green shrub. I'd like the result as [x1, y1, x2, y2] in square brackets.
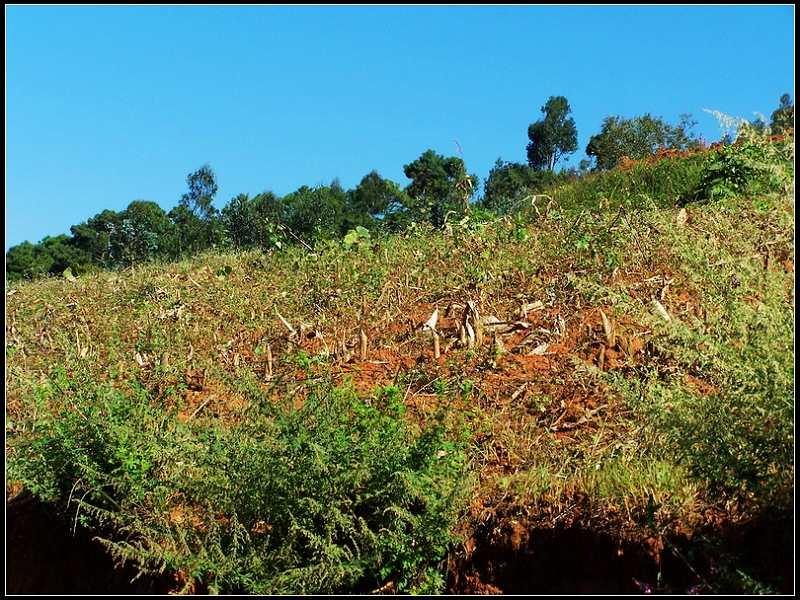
[696, 127, 793, 201]
[8, 376, 470, 594]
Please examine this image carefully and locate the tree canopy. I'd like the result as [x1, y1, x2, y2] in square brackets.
[526, 96, 578, 171]
[482, 159, 561, 215]
[585, 113, 700, 171]
[770, 93, 794, 135]
[402, 149, 476, 228]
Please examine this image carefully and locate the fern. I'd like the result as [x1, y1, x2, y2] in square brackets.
[8, 375, 470, 594]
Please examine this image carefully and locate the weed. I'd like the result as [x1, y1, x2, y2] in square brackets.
[8, 376, 470, 594]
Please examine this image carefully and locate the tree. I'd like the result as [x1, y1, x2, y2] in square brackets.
[481, 159, 560, 214]
[348, 171, 409, 230]
[770, 93, 794, 135]
[402, 150, 476, 228]
[284, 183, 348, 243]
[221, 191, 286, 250]
[221, 193, 258, 248]
[181, 165, 218, 220]
[70, 209, 123, 267]
[117, 200, 174, 265]
[33, 235, 92, 277]
[251, 192, 288, 249]
[169, 204, 209, 257]
[527, 96, 578, 171]
[6, 241, 51, 281]
[173, 165, 224, 254]
[585, 113, 700, 171]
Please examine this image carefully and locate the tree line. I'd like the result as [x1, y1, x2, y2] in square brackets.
[6, 93, 793, 281]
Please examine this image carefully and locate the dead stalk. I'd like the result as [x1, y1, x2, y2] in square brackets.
[359, 329, 368, 360]
[265, 344, 273, 379]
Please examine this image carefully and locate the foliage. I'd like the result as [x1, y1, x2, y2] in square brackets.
[526, 96, 578, 171]
[349, 171, 409, 229]
[6, 241, 57, 281]
[3, 97, 790, 291]
[116, 201, 175, 265]
[6, 141, 794, 593]
[585, 113, 701, 171]
[544, 150, 709, 214]
[5, 234, 94, 282]
[174, 165, 225, 254]
[608, 194, 794, 508]
[180, 164, 219, 221]
[481, 159, 563, 214]
[221, 192, 286, 251]
[70, 209, 124, 267]
[402, 149, 476, 228]
[283, 183, 349, 242]
[769, 93, 794, 135]
[8, 377, 469, 594]
[343, 225, 372, 249]
[695, 124, 793, 201]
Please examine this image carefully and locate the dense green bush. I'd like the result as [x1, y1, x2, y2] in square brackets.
[8, 376, 470, 594]
[695, 126, 794, 201]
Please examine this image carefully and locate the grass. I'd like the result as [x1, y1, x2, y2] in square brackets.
[6, 133, 794, 593]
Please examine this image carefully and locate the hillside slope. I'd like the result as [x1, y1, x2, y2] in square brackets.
[6, 139, 794, 594]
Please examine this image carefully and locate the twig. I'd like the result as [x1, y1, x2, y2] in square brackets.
[278, 223, 314, 252]
[265, 344, 273, 379]
[188, 396, 214, 420]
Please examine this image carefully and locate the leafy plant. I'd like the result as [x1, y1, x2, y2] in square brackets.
[696, 125, 793, 201]
[8, 377, 470, 594]
[343, 225, 371, 249]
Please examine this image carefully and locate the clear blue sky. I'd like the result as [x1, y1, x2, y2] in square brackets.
[6, 5, 794, 249]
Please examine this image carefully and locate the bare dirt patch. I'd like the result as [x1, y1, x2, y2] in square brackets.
[6, 491, 171, 594]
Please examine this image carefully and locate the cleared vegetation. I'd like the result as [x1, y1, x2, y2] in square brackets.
[6, 127, 794, 594]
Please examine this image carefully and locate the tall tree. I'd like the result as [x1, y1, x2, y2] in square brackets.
[527, 96, 578, 171]
[770, 93, 794, 135]
[6, 241, 51, 281]
[221, 193, 257, 248]
[174, 165, 224, 254]
[221, 191, 286, 250]
[180, 165, 218, 220]
[284, 183, 348, 242]
[70, 209, 123, 267]
[38, 235, 92, 276]
[117, 200, 174, 265]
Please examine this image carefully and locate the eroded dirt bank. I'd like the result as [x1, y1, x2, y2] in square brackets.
[448, 512, 794, 594]
[6, 492, 171, 594]
[7, 493, 793, 595]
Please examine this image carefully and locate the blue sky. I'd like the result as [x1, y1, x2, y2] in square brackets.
[6, 5, 795, 249]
